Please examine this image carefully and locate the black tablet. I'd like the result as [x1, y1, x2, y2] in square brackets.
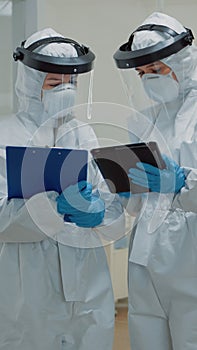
[90, 141, 166, 193]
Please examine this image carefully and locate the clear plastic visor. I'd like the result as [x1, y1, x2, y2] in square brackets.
[41, 70, 94, 125]
[118, 61, 183, 112]
[119, 68, 158, 111]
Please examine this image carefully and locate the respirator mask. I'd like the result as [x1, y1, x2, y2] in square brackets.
[141, 70, 180, 103]
[42, 83, 76, 118]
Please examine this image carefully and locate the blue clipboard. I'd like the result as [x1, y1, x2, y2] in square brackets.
[6, 146, 88, 199]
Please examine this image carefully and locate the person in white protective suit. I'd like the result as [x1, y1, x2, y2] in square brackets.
[0, 28, 125, 350]
[113, 12, 197, 350]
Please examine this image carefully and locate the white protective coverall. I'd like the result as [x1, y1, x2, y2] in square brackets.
[0, 29, 125, 350]
[123, 12, 197, 350]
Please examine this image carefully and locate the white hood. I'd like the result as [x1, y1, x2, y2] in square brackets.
[15, 28, 77, 129]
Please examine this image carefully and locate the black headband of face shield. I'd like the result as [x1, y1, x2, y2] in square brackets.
[13, 36, 95, 74]
[113, 24, 194, 69]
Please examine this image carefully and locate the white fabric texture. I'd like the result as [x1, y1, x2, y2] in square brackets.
[126, 12, 197, 350]
[0, 28, 125, 349]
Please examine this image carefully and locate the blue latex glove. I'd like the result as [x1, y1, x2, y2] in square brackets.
[128, 154, 185, 193]
[56, 181, 105, 227]
[118, 192, 131, 198]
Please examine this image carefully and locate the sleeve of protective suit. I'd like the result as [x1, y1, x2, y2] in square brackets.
[0, 185, 47, 243]
[172, 167, 197, 213]
[171, 139, 197, 213]
[0, 196, 48, 242]
[0, 150, 48, 242]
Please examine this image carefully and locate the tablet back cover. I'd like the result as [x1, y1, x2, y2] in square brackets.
[91, 142, 165, 193]
[6, 146, 88, 199]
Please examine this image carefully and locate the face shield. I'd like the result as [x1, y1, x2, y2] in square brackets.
[13, 30, 95, 129]
[113, 22, 194, 111]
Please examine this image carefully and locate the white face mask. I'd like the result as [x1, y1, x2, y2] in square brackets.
[42, 83, 76, 118]
[141, 71, 179, 103]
